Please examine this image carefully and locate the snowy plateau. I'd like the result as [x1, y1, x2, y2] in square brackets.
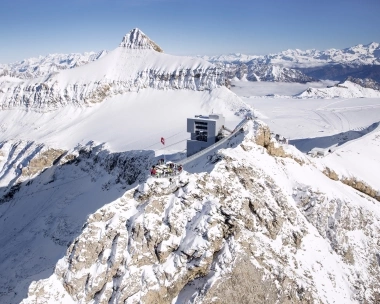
[0, 28, 379, 304]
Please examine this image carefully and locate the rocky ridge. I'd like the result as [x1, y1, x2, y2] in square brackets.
[17, 121, 380, 304]
[0, 139, 156, 304]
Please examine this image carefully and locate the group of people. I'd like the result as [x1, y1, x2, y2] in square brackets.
[150, 161, 183, 178]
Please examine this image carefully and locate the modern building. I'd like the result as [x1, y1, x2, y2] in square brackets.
[186, 114, 225, 157]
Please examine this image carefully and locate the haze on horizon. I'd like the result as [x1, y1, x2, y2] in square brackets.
[1, 0, 380, 63]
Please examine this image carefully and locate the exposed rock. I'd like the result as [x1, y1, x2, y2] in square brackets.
[323, 167, 380, 202]
[323, 167, 339, 181]
[341, 177, 380, 202]
[253, 124, 271, 148]
[253, 124, 305, 164]
[21, 148, 66, 177]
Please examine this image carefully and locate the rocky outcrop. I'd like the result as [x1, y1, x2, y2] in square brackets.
[21, 148, 66, 177]
[22, 156, 318, 304]
[341, 177, 380, 202]
[323, 167, 339, 181]
[253, 123, 305, 164]
[322, 167, 380, 202]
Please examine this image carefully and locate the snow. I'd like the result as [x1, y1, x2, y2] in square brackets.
[317, 125, 380, 190]
[0, 87, 247, 152]
[231, 79, 337, 97]
[231, 80, 380, 192]
[298, 81, 380, 99]
[51, 47, 215, 88]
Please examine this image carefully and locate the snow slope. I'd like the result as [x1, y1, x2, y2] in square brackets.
[232, 80, 380, 193]
[317, 124, 380, 191]
[298, 80, 380, 98]
[0, 87, 248, 152]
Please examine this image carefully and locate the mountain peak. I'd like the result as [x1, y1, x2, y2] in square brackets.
[119, 28, 163, 52]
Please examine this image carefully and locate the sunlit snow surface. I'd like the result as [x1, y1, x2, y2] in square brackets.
[231, 80, 380, 190]
[0, 87, 245, 153]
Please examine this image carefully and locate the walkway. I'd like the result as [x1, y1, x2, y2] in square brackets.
[178, 117, 251, 166]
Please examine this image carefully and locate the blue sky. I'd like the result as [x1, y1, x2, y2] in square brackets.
[1, 0, 379, 63]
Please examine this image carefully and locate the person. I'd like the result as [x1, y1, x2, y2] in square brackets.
[178, 165, 182, 173]
[150, 166, 156, 176]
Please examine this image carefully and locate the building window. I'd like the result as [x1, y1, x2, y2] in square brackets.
[195, 131, 207, 142]
[195, 121, 208, 126]
[195, 125, 208, 130]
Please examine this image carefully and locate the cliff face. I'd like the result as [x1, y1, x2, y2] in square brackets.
[16, 122, 380, 304]
[0, 66, 224, 110]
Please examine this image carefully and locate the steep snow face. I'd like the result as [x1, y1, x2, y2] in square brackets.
[0, 31, 224, 110]
[17, 121, 380, 304]
[298, 81, 380, 98]
[119, 28, 163, 52]
[0, 51, 108, 79]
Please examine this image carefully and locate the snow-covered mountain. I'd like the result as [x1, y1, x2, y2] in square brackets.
[202, 42, 380, 68]
[0, 51, 108, 79]
[2, 121, 377, 304]
[298, 80, 380, 99]
[224, 62, 315, 83]
[346, 76, 380, 91]
[202, 42, 380, 83]
[0, 28, 225, 110]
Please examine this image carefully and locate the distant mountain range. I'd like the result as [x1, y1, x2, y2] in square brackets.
[201, 42, 380, 83]
[201, 42, 380, 67]
[0, 51, 108, 79]
[1, 38, 380, 84]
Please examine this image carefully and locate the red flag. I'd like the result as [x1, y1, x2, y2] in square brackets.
[161, 137, 165, 145]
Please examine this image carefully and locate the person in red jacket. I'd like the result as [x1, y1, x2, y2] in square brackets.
[150, 166, 156, 176]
